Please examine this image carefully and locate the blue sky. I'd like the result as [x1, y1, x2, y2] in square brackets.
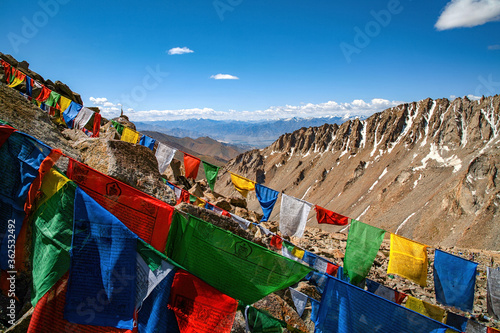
[1, 0, 499, 121]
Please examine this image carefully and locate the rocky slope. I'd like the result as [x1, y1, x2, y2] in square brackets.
[218, 96, 500, 251]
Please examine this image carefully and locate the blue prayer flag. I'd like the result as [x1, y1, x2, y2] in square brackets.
[0, 131, 52, 270]
[139, 135, 156, 151]
[433, 249, 478, 312]
[62, 101, 83, 129]
[26, 76, 32, 96]
[64, 188, 138, 329]
[255, 183, 278, 222]
[445, 312, 468, 332]
[314, 276, 452, 333]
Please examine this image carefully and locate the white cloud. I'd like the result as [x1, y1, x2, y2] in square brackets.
[435, 0, 500, 30]
[467, 94, 482, 100]
[167, 47, 194, 55]
[488, 44, 500, 50]
[89, 97, 108, 105]
[126, 98, 403, 122]
[210, 74, 239, 80]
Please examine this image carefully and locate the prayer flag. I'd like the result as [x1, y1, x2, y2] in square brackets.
[1, 60, 12, 83]
[62, 101, 82, 129]
[270, 235, 283, 250]
[184, 153, 201, 179]
[344, 220, 385, 285]
[139, 135, 156, 151]
[487, 267, 500, 318]
[26, 76, 33, 96]
[202, 161, 219, 191]
[156, 142, 177, 174]
[35, 85, 51, 102]
[465, 320, 487, 333]
[387, 234, 428, 287]
[121, 126, 139, 144]
[255, 183, 279, 222]
[30, 168, 76, 306]
[405, 296, 446, 323]
[230, 173, 255, 198]
[8, 68, 26, 88]
[67, 159, 174, 252]
[91, 112, 102, 137]
[433, 249, 477, 312]
[279, 193, 313, 238]
[0, 130, 54, 270]
[366, 279, 407, 305]
[231, 212, 252, 230]
[169, 269, 238, 333]
[166, 213, 312, 305]
[313, 276, 452, 333]
[73, 107, 94, 130]
[315, 205, 349, 225]
[445, 312, 468, 332]
[45, 91, 61, 107]
[64, 188, 138, 329]
[289, 288, 308, 317]
[58, 95, 72, 112]
[241, 303, 285, 333]
[111, 120, 125, 135]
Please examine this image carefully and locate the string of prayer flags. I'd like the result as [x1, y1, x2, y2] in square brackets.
[255, 183, 279, 222]
[202, 161, 219, 191]
[64, 188, 138, 329]
[344, 220, 385, 285]
[230, 172, 256, 198]
[365, 279, 407, 305]
[121, 126, 140, 144]
[315, 205, 349, 225]
[487, 267, 500, 318]
[139, 134, 156, 151]
[184, 153, 201, 179]
[0, 129, 55, 270]
[282, 242, 304, 262]
[28, 274, 134, 333]
[405, 296, 446, 323]
[289, 288, 308, 317]
[156, 142, 177, 174]
[433, 249, 478, 312]
[30, 168, 76, 306]
[73, 106, 94, 130]
[62, 101, 82, 129]
[279, 193, 313, 238]
[169, 269, 238, 333]
[312, 276, 454, 333]
[166, 213, 312, 305]
[387, 234, 429, 287]
[67, 159, 174, 252]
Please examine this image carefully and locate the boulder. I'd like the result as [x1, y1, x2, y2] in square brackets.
[230, 196, 247, 209]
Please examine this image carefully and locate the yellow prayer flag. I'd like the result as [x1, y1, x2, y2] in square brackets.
[37, 168, 71, 208]
[387, 233, 428, 286]
[121, 127, 140, 144]
[230, 173, 255, 198]
[8, 75, 25, 88]
[292, 247, 305, 259]
[59, 96, 72, 112]
[405, 296, 446, 323]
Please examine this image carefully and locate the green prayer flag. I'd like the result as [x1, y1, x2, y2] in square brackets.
[30, 173, 76, 306]
[166, 213, 312, 305]
[45, 91, 61, 107]
[202, 161, 219, 191]
[111, 120, 124, 135]
[343, 220, 385, 285]
[238, 302, 285, 333]
[189, 195, 197, 203]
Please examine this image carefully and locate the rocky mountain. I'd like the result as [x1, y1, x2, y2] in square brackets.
[136, 116, 361, 148]
[217, 96, 500, 251]
[141, 130, 245, 165]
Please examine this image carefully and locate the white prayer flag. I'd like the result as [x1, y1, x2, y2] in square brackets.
[155, 142, 177, 174]
[279, 193, 313, 238]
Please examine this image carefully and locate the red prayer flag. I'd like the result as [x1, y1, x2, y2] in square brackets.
[326, 263, 339, 276]
[169, 270, 238, 333]
[183, 153, 201, 179]
[0, 125, 17, 147]
[270, 235, 283, 250]
[91, 112, 102, 137]
[315, 205, 349, 225]
[28, 274, 135, 333]
[394, 291, 408, 305]
[36, 85, 51, 102]
[1, 59, 12, 83]
[67, 159, 174, 252]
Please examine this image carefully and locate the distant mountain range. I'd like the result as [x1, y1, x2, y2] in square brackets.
[135, 116, 363, 148]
